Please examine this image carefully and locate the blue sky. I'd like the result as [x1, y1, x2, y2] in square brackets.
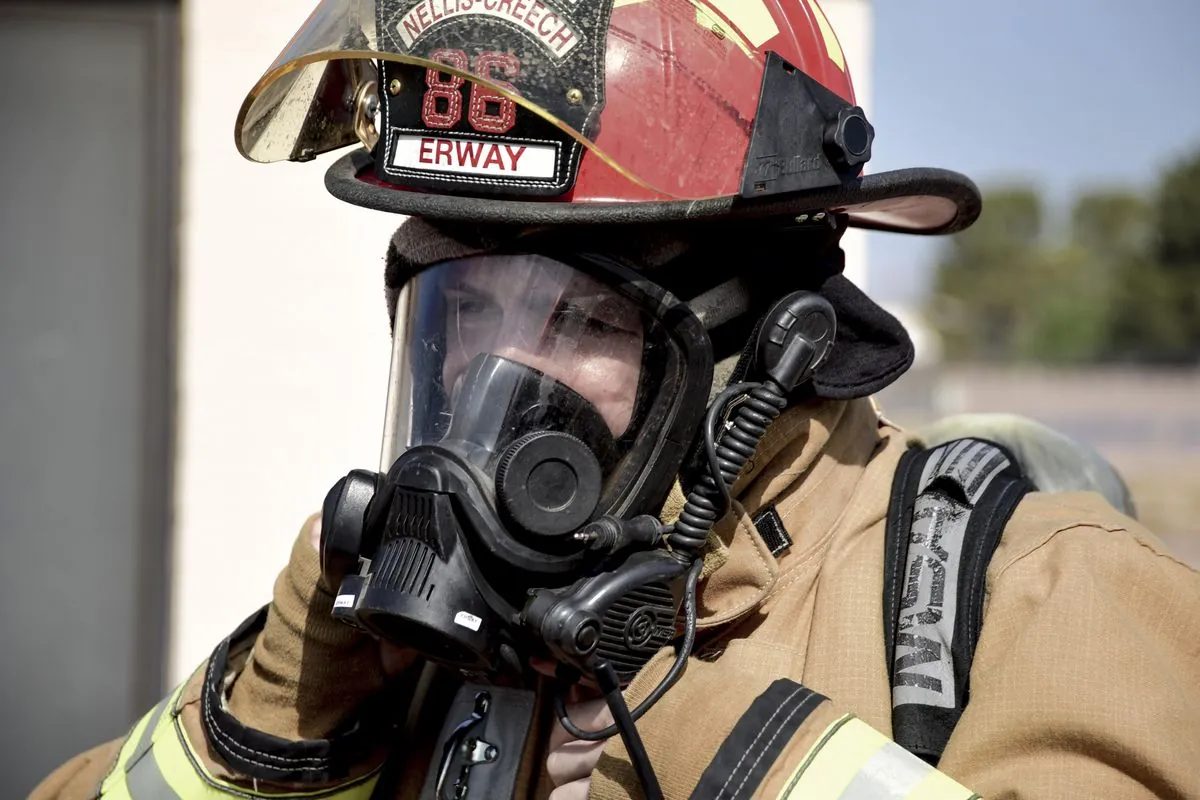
[865, 0, 1200, 303]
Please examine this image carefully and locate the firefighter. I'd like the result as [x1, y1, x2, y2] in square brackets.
[33, 1, 1200, 798]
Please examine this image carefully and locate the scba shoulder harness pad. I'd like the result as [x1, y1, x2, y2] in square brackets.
[882, 438, 1034, 764]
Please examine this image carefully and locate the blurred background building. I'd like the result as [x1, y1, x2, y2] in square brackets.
[1, 0, 1196, 795]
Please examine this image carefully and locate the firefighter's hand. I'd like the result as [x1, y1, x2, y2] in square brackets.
[545, 689, 614, 800]
[306, 516, 418, 678]
[226, 514, 415, 739]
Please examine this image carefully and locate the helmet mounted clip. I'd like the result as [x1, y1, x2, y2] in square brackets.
[740, 51, 876, 200]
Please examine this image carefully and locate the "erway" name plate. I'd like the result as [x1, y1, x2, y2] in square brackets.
[389, 132, 559, 180]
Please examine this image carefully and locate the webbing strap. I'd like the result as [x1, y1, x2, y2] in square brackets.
[690, 679, 827, 800]
[882, 438, 1033, 764]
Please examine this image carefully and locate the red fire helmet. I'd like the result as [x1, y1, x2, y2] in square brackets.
[237, 0, 979, 234]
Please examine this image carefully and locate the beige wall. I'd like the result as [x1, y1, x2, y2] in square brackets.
[169, 0, 874, 683]
[171, 0, 398, 682]
[820, 0, 873, 290]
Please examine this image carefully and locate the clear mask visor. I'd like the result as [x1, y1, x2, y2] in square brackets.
[382, 255, 680, 503]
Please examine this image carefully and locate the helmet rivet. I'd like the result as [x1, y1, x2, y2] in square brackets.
[388, 78, 403, 95]
[566, 88, 584, 105]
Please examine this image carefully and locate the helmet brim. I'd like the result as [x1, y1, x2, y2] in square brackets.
[325, 149, 981, 235]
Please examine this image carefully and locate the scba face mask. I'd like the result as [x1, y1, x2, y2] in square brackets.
[320, 251, 715, 679]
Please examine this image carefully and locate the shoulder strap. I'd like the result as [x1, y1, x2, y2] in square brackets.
[882, 438, 1034, 764]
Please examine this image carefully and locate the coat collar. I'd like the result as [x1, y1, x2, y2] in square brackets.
[694, 397, 887, 628]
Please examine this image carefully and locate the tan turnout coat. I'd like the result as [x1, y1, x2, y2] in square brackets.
[34, 399, 1200, 799]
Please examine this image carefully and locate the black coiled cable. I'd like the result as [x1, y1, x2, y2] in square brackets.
[550, 375, 792, 800]
[668, 379, 788, 554]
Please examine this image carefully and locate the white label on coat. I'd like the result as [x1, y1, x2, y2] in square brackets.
[454, 611, 483, 631]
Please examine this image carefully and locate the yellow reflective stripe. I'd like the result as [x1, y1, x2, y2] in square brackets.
[99, 780, 134, 800]
[778, 716, 884, 798]
[776, 716, 980, 800]
[807, 0, 847, 72]
[154, 715, 226, 797]
[100, 681, 191, 797]
[837, 740, 933, 798]
[102, 710, 153, 787]
[99, 679, 381, 799]
[909, 767, 983, 800]
[702, 0, 780, 46]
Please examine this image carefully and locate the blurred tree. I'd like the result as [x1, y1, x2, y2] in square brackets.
[927, 144, 1200, 365]
[1158, 149, 1200, 266]
[1014, 243, 1109, 363]
[1106, 150, 1200, 364]
[1105, 253, 1191, 362]
[1070, 189, 1151, 270]
[1058, 189, 1149, 363]
[929, 186, 1046, 361]
[1152, 151, 1200, 360]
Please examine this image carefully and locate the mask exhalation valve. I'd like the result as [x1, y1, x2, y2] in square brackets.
[495, 430, 602, 539]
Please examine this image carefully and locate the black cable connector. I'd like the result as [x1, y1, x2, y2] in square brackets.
[574, 514, 663, 554]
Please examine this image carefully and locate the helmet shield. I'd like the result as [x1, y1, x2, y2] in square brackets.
[237, 0, 774, 200]
[383, 253, 711, 520]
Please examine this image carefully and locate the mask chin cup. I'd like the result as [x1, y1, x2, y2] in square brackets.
[353, 487, 500, 672]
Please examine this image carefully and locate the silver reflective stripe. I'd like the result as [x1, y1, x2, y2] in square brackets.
[126, 696, 172, 776]
[126, 746, 182, 800]
[835, 741, 930, 799]
[920, 440, 1011, 504]
[927, 439, 973, 483]
[892, 492, 967, 709]
[123, 696, 181, 800]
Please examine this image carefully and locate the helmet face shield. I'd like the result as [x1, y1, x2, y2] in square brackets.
[384, 253, 712, 518]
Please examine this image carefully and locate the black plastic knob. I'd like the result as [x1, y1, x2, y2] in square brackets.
[826, 106, 874, 169]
